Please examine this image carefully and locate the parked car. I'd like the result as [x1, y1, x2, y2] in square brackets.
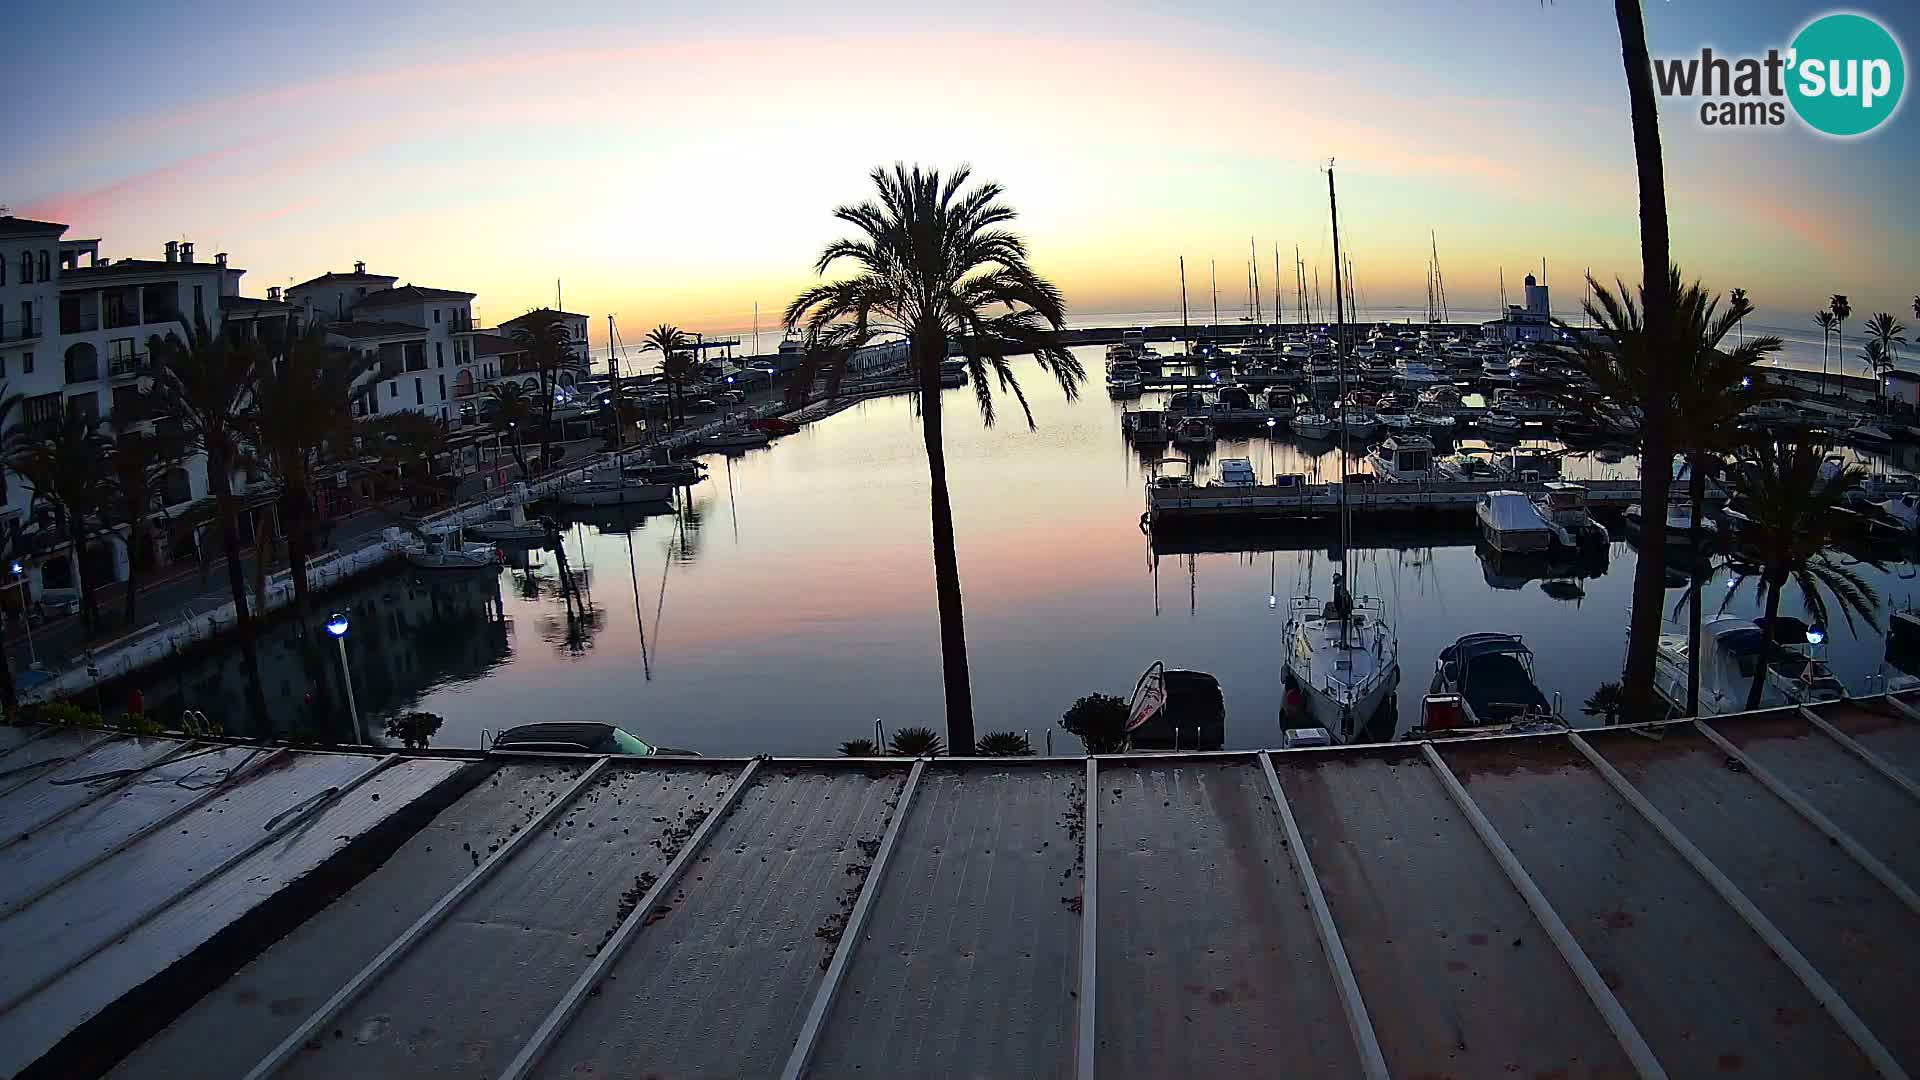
[489, 722, 698, 756]
[690, 397, 718, 413]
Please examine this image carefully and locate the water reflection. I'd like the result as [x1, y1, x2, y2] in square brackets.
[130, 344, 1918, 755]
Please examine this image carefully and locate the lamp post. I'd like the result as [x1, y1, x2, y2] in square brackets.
[325, 611, 362, 743]
[8, 561, 35, 666]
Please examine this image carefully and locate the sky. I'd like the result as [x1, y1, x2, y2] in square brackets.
[8, 0, 1917, 350]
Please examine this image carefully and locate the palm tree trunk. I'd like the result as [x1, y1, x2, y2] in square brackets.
[1820, 332, 1828, 395]
[0, 608, 18, 722]
[917, 339, 975, 755]
[1745, 578, 1783, 711]
[539, 369, 556, 474]
[280, 481, 336, 736]
[1685, 452, 1707, 715]
[65, 509, 99, 635]
[1615, 0, 1676, 724]
[123, 524, 142, 626]
[211, 462, 272, 732]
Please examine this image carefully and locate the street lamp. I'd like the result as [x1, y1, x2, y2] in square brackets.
[7, 560, 34, 666]
[325, 611, 362, 742]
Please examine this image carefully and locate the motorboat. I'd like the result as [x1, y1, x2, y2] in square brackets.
[1417, 385, 1464, 410]
[1844, 422, 1894, 448]
[1148, 457, 1195, 491]
[1125, 409, 1171, 445]
[1106, 361, 1144, 398]
[388, 527, 497, 571]
[747, 416, 802, 435]
[1262, 387, 1297, 417]
[1476, 490, 1555, 553]
[1124, 662, 1226, 751]
[1172, 415, 1215, 447]
[1623, 499, 1718, 545]
[1411, 633, 1566, 740]
[463, 498, 549, 544]
[1412, 410, 1457, 439]
[1291, 412, 1335, 440]
[1212, 457, 1258, 487]
[1395, 359, 1445, 388]
[556, 468, 675, 507]
[1281, 590, 1400, 745]
[622, 457, 707, 485]
[1365, 434, 1435, 482]
[1477, 410, 1527, 439]
[1434, 449, 1512, 482]
[1374, 402, 1415, 431]
[1873, 492, 1919, 535]
[696, 428, 773, 451]
[1336, 410, 1379, 441]
[1654, 616, 1844, 717]
[1532, 482, 1608, 549]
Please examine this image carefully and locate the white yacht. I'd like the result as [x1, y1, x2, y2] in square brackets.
[388, 527, 497, 571]
[1366, 434, 1435, 482]
[463, 496, 548, 544]
[1874, 492, 1919, 535]
[1213, 457, 1258, 487]
[1476, 490, 1555, 553]
[1413, 410, 1457, 439]
[1336, 410, 1380, 442]
[1106, 361, 1144, 398]
[1374, 401, 1415, 431]
[1532, 482, 1608, 549]
[1477, 410, 1527, 439]
[1623, 499, 1717, 545]
[557, 468, 675, 507]
[1434, 449, 1512, 482]
[1291, 412, 1334, 440]
[1655, 616, 1844, 716]
[1395, 358, 1445, 388]
[1172, 414, 1215, 447]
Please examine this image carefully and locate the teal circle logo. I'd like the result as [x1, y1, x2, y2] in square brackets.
[1788, 13, 1905, 136]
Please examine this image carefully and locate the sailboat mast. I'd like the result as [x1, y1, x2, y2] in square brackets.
[1329, 162, 1352, 588]
[1179, 256, 1190, 354]
[1211, 260, 1219, 326]
[1274, 244, 1282, 329]
[1250, 237, 1262, 326]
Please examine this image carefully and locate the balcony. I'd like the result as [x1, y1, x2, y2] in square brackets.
[0, 317, 43, 343]
[108, 353, 150, 379]
[60, 311, 98, 334]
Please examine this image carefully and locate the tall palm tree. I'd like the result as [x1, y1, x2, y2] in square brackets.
[641, 324, 692, 427]
[787, 164, 1084, 752]
[1605, 0, 1677, 723]
[1729, 287, 1748, 345]
[95, 415, 186, 627]
[509, 313, 572, 474]
[1813, 310, 1838, 392]
[482, 381, 536, 480]
[1829, 294, 1851, 394]
[1720, 439, 1879, 710]
[1863, 312, 1907, 408]
[146, 315, 270, 730]
[6, 409, 111, 634]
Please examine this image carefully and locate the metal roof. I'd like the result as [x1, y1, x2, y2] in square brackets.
[5, 691, 1919, 1079]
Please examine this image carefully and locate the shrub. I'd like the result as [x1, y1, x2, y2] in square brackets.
[384, 710, 445, 750]
[838, 738, 881, 757]
[30, 702, 104, 728]
[888, 725, 945, 757]
[1061, 693, 1130, 754]
[976, 731, 1034, 757]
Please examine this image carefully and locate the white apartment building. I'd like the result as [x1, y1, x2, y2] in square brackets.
[286, 268, 477, 423]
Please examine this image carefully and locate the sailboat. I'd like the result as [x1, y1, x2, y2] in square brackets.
[1280, 162, 1401, 745]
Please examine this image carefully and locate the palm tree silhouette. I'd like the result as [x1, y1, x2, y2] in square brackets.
[482, 381, 535, 479]
[1813, 310, 1838, 393]
[641, 324, 692, 428]
[6, 409, 110, 634]
[509, 312, 573, 475]
[786, 164, 1084, 753]
[1829, 294, 1851, 393]
[1862, 312, 1907, 409]
[1729, 287, 1747, 345]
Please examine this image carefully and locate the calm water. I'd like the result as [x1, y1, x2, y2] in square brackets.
[127, 345, 1920, 754]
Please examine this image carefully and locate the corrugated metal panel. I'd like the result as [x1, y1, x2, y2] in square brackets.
[0, 735, 183, 840]
[110, 761, 564, 1080]
[1592, 726, 1920, 1072]
[1443, 735, 1873, 1076]
[0, 743, 271, 914]
[0, 729, 109, 792]
[808, 763, 1084, 1077]
[1275, 748, 1634, 1078]
[1813, 699, 1920, 785]
[532, 763, 908, 1079]
[0, 756, 467, 1079]
[1712, 712, 1920, 886]
[0, 751, 379, 1012]
[0, 725, 35, 756]
[1095, 757, 1359, 1078]
[278, 762, 739, 1079]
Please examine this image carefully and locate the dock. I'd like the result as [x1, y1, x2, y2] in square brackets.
[7, 692, 1920, 1077]
[1148, 477, 1710, 528]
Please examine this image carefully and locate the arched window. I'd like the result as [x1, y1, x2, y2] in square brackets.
[37, 250, 50, 282]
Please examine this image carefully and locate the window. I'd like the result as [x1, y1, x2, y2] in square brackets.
[67, 391, 99, 424]
[414, 378, 423, 405]
[193, 285, 203, 317]
[37, 250, 49, 282]
[388, 381, 397, 398]
[0, 253, 6, 285]
[433, 309, 441, 324]
[22, 351, 32, 374]
[437, 374, 446, 399]
[23, 392, 59, 427]
[435, 342, 443, 367]
[18, 251, 30, 282]
[19, 300, 32, 335]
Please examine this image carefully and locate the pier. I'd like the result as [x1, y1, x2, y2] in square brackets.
[1147, 476, 1711, 528]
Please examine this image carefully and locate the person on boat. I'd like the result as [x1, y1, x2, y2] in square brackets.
[1330, 572, 1354, 621]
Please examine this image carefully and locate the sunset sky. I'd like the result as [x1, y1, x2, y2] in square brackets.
[11, 1, 1916, 347]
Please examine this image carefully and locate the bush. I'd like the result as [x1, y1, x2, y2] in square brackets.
[888, 725, 945, 757]
[976, 731, 1034, 757]
[839, 738, 881, 757]
[383, 710, 445, 750]
[1061, 693, 1130, 754]
[29, 702, 104, 728]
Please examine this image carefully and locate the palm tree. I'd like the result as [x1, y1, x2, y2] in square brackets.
[1829, 294, 1851, 393]
[1729, 287, 1748, 345]
[95, 415, 186, 627]
[887, 725, 945, 756]
[1813, 310, 1838, 392]
[1721, 439, 1880, 710]
[1582, 681, 1625, 726]
[838, 738, 880, 757]
[641, 324, 692, 427]
[509, 313, 573, 474]
[146, 315, 270, 730]
[5, 409, 110, 633]
[1863, 312, 1906, 408]
[481, 381, 535, 479]
[786, 164, 1085, 753]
